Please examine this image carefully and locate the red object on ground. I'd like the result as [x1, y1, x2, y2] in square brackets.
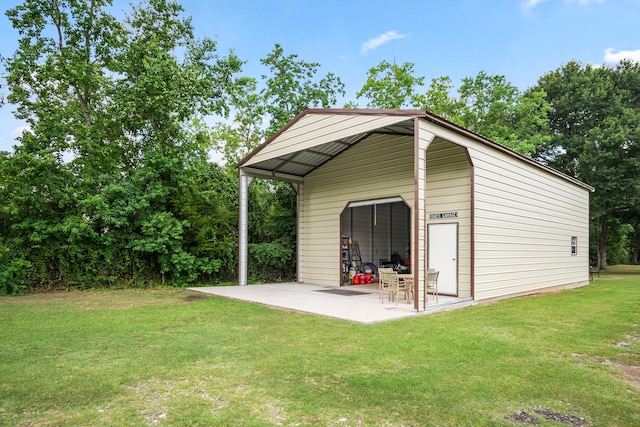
[353, 273, 367, 285]
[364, 273, 372, 284]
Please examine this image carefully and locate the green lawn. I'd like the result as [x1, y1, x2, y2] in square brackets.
[1, 267, 639, 426]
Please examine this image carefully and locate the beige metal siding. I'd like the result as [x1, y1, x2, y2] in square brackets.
[419, 119, 590, 300]
[244, 114, 413, 166]
[425, 139, 472, 298]
[472, 146, 590, 300]
[300, 133, 414, 286]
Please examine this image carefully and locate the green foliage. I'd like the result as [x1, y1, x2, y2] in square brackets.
[603, 222, 632, 265]
[209, 43, 343, 283]
[260, 43, 345, 136]
[173, 163, 239, 281]
[534, 60, 640, 269]
[422, 76, 461, 120]
[209, 77, 266, 165]
[423, 71, 551, 156]
[1, 3, 326, 291]
[0, 0, 244, 292]
[248, 242, 294, 281]
[245, 180, 297, 280]
[623, 208, 640, 264]
[353, 61, 550, 156]
[211, 43, 346, 166]
[356, 60, 425, 109]
[0, 240, 30, 295]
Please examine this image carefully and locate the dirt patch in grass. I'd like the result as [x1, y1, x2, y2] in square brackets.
[182, 294, 205, 302]
[609, 360, 640, 388]
[506, 409, 586, 426]
[506, 411, 539, 424]
[613, 334, 639, 350]
[587, 334, 640, 389]
[534, 409, 586, 426]
[586, 355, 640, 389]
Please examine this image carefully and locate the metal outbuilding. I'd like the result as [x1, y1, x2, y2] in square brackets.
[237, 109, 594, 311]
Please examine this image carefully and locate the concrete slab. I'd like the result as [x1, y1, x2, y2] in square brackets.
[188, 283, 474, 324]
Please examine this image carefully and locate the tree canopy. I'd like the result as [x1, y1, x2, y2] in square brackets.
[0, 0, 245, 292]
[533, 60, 640, 269]
[355, 60, 425, 109]
[352, 62, 550, 157]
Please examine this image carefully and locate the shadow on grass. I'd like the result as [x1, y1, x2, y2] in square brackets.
[596, 265, 640, 275]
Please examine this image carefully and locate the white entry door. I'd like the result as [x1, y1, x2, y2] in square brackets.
[427, 223, 458, 296]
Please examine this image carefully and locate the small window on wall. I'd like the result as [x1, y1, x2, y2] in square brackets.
[571, 236, 577, 255]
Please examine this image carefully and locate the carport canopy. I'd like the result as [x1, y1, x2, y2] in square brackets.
[238, 109, 422, 181]
[235, 108, 594, 287]
[236, 109, 424, 286]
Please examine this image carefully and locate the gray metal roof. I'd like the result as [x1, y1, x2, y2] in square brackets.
[242, 118, 415, 177]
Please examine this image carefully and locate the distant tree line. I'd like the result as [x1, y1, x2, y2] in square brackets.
[0, 0, 638, 294]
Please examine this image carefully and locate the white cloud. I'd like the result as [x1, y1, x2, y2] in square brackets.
[523, 0, 603, 10]
[522, 0, 548, 10]
[11, 125, 31, 139]
[567, 0, 604, 4]
[604, 47, 640, 63]
[359, 31, 407, 55]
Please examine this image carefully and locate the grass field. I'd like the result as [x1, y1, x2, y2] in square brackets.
[1, 266, 639, 426]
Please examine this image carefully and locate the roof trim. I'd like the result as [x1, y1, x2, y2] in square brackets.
[418, 112, 595, 192]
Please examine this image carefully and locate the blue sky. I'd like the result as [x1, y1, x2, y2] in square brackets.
[1, 0, 639, 153]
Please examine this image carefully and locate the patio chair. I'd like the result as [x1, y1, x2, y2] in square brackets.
[378, 267, 394, 301]
[379, 269, 409, 305]
[426, 268, 439, 303]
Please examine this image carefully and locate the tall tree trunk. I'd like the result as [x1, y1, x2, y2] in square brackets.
[596, 219, 608, 270]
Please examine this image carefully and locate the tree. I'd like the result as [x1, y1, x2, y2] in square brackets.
[356, 60, 425, 109]
[173, 161, 239, 281]
[353, 61, 549, 156]
[211, 43, 345, 165]
[625, 208, 640, 264]
[423, 71, 551, 156]
[261, 43, 345, 136]
[257, 44, 344, 274]
[534, 60, 640, 269]
[0, 0, 243, 290]
[209, 44, 345, 280]
[422, 76, 463, 121]
[209, 77, 266, 165]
